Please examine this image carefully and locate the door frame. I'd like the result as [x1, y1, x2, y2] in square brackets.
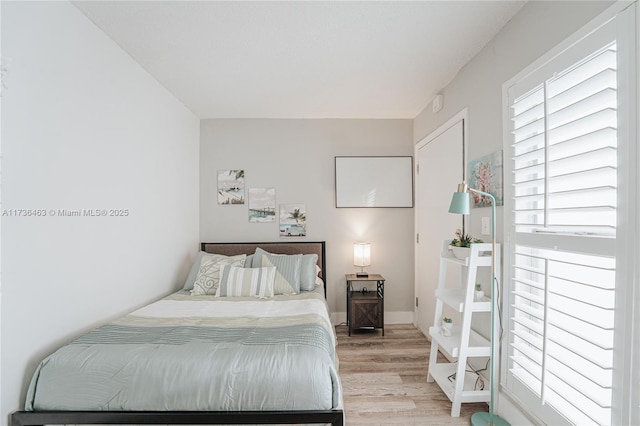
[413, 108, 468, 330]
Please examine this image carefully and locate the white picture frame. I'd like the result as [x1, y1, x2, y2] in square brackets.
[335, 156, 414, 208]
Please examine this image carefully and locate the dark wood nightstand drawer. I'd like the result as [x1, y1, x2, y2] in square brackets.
[349, 293, 383, 329]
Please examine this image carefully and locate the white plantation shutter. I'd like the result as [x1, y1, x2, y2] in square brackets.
[504, 7, 637, 425]
[512, 43, 617, 237]
[509, 246, 615, 425]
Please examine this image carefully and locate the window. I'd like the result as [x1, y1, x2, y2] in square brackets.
[503, 4, 637, 425]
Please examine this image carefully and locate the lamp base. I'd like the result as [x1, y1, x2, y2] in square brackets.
[356, 272, 369, 277]
[470, 411, 510, 426]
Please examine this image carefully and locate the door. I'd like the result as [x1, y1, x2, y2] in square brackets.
[414, 116, 465, 335]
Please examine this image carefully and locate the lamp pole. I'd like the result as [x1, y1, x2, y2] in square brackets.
[449, 182, 508, 426]
[466, 188, 507, 426]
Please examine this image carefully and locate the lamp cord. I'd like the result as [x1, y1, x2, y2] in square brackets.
[495, 275, 504, 343]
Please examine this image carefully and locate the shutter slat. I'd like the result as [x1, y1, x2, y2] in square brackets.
[549, 126, 616, 152]
[512, 329, 544, 349]
[513, 103, 545, 130]
[514, 263, 545, 276]
[546, 360, 612, 406]
[513, 133, 545, 156]
[548, 47, 616, 97]
[549, 108, 617, 144]
[544, 373, 612, 425]
[546, 342, 613, 385]
[511, 342, 543, 365]
[511, 355, 543, 378]
[545, 387, 608, 426]
[514, 146, 545, 169]
[512, 302, 545, 321]
[513, 177, 544, 195]
[513, 290, 544, 306]
[549, 307, 614, 339]
[549, 68, 616, 113]
[548, 146, 616, 176]
[548, 329, 613, 368]
[514, 192, 545, 201]
[512, 117, 545, 143]
[548, 185, 616, 198]
[549, 145, 616, 167]
[513, 276, 545, 290]
[512, 85, 544, 116]
[512, 316, 544, 335]
[548, 88, 616, 130]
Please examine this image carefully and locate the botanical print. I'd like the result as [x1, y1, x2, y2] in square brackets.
[248, 188, 276, 223]
[468, 150, 503, 207]
[217, 170, 245, 205]
[279, 203, 306, 237]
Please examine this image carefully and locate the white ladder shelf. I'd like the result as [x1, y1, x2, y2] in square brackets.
[427, 240, 500, 417]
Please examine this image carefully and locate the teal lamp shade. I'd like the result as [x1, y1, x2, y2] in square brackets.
[449, 191, 470, 215]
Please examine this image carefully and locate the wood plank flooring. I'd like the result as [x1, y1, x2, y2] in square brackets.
[336, 324, 486, 425]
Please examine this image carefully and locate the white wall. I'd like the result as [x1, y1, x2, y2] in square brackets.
[0, 2, 199, 422]
[200, 119, 414, 321]
[412, 1, 613, 424]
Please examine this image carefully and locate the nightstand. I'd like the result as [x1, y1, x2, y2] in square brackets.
[346, 273, 385, 336]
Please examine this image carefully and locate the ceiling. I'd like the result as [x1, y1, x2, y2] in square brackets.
[72, 1, 526, 119]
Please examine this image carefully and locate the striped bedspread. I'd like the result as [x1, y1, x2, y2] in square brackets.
[25, 289, 342, 412]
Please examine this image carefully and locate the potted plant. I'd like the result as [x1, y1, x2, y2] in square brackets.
[449, 229, 483, 259]
[475, 283, 485, 300]
[441, 317, 453, 336]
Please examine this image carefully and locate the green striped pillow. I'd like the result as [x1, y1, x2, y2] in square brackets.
[216, 265, 276, 298]
[253, 248, 302, 294]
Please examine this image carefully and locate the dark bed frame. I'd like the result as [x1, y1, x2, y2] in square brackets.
[11, 241, 343, 426]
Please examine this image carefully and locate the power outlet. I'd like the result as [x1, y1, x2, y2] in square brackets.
[481, 217, 490, 235]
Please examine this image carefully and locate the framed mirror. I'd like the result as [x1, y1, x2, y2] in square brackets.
[335, 156, 414, 208]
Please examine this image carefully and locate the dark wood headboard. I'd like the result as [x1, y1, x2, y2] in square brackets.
[200, 241, 327, 298]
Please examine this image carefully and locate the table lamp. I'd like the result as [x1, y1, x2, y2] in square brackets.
[353, 242, 371, 277]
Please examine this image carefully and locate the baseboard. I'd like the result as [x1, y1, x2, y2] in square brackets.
[331, 311, 414, 326]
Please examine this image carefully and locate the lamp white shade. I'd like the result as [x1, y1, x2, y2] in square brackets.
[353, 243, 371, 267]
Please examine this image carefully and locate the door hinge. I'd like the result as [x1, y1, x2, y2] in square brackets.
[415, 297, 419, 307]
[416, 233, 419, 244]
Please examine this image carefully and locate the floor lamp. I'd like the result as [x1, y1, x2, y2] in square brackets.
[449, 181, 509, 426]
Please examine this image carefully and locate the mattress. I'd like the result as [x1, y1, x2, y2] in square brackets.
[25, 288, 342, 412]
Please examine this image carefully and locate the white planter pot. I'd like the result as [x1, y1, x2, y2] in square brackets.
[441, 322, 453, 337]
[451, 246, 470, 260]
[475, 290, 485, 300]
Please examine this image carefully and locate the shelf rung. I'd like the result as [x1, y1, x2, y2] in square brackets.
[428, 363, 491, 404]
[429, 326, 491, 358]
[435, 289, 491, 313]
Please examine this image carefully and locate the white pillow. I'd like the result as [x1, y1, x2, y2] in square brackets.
[216, 266, 276, 298]
[190, 254, 247, 296]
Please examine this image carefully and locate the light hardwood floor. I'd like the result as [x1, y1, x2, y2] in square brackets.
[336, 324, 486, 425]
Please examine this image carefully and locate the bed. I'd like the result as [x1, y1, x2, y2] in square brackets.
[12, 241, 344, 426]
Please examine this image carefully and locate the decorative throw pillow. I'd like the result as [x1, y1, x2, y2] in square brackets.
[190, 253, 247, 296]
[300, 253, 319, 291]
[216, 265, 276, 298]
[253, 247, 302, 294]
